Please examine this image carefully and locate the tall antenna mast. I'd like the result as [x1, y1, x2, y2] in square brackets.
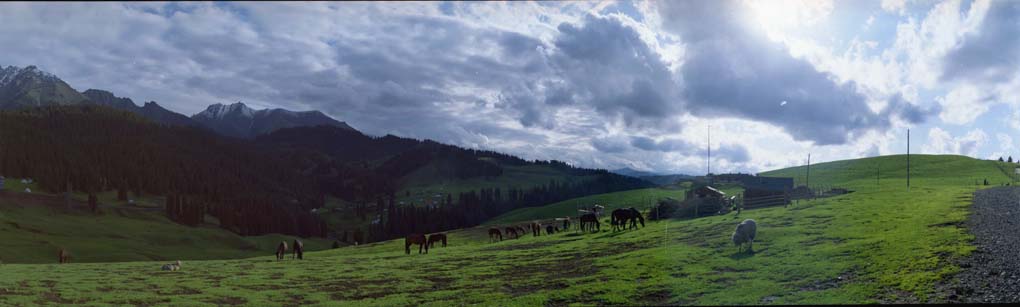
[806, 153, 811, 188]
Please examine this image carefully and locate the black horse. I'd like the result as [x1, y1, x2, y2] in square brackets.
[428, 233, 447, 248]
[545, 224, 557, 235]
[580, 213, 600, 233]
[611, 207, 645, 231]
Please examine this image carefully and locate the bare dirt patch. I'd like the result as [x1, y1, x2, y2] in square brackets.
[204, 296, 248, 306]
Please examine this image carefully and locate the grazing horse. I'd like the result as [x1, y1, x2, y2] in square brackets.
[488, 228, 503, 242]
[559, 217, 571, 231]
[545, 224, 557, 235]
[611, 209, 623, 231]
[625, 207, 645, 230]
[428, 233, 447, 248]
[580, 213, 600, 233]
[292, 239, 304, 260]
[612, 208, 645, 231]
[405, 234, 428, 254]
[58, 248, 70, 264]
[505, 227, 520, 239]
[531, 222, 542, 237]
[275, 241, 288, 260]
[516, 226, 527, 236]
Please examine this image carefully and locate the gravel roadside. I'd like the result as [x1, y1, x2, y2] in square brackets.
[942, 186, 1020, 303]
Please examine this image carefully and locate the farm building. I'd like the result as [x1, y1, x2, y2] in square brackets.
[741, 176, 794, 192]
[714, 173, 755, 184]
[740, 176, 793, 209]
[694, 186, 725, 198]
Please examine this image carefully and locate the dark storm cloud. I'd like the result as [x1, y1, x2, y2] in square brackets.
[882, 94, 941, 124]
[629, 136, 694, 153]
[657, 0, 932, 145]
[941, 1, 1020, 84]
[591, 136, 630, 154]
[548, 14, 680, 126]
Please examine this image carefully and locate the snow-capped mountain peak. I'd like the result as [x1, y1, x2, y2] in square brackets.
[196, 101, 255, 119]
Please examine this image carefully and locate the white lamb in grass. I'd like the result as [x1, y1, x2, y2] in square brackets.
[732, 219, 757, 253]
[161, 260, 182, 271]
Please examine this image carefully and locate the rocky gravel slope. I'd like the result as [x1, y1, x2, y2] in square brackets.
[946, 186, 1020, 303]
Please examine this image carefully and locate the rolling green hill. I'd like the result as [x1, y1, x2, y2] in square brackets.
[0, 154, 1007, 305]
[485, 183, 741, 225]
[761, 154, 1015, 187]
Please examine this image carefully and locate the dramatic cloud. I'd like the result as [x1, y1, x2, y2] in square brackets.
[0, 1, 1011, 175]
[653, 0, 930, 145]
[941, 1, 1020, 84]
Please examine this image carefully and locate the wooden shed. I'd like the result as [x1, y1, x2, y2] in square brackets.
[694, 186, 725, 199]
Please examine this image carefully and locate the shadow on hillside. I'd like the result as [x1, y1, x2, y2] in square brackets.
[728, 247, 766, 260]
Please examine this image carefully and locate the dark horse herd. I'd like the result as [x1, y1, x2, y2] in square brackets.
[404, 233, 448, 254]
[275, 239, 305, 260]
[486, 206, 646, 243]
[49, 209, 645, 263]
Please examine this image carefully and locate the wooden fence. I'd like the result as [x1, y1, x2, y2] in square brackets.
[742, 194, 788, 209]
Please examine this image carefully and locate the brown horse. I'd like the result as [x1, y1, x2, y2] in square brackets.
[505, 227, 520, 239]
[428, 233, 447, 248]
[405, 234, 428, 254]
[580, 213, 600, 233]
[531, 222, 542, 237]
[58, 248, 70, 264]
[545, 224, 557, 235]
[488, 228, 503, 242]
[515, 225, 527, 236]
[275, 241, 288, 260]
[292, 239, 304, 260]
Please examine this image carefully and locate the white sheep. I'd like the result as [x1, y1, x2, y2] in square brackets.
[731, 219, 757, 253]
[161, 260, 182, 271]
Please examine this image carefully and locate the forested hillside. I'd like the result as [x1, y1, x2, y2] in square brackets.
[0, 105, 327, 237]
[257, 125, 653, 242]
[0, 106, 651, 244]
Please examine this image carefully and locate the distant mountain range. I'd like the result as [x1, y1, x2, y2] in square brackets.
[0, 65, 89, 109]
[0, 64, 354, 138]
[611, 167, 663, 178]
[193, 102, 354, 139]
[611, 167, 695, 186]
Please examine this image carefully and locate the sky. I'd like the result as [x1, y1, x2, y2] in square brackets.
[2, 0, 1018, 175]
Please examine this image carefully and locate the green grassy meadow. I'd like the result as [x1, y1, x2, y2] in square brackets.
[0, 154, 1008, 305]
[0, 191, 333, 264]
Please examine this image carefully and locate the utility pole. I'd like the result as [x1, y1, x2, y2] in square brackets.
[707, 124, 712, 184]
[907, 129, 911, 191]
[806, 153, 811, 188]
